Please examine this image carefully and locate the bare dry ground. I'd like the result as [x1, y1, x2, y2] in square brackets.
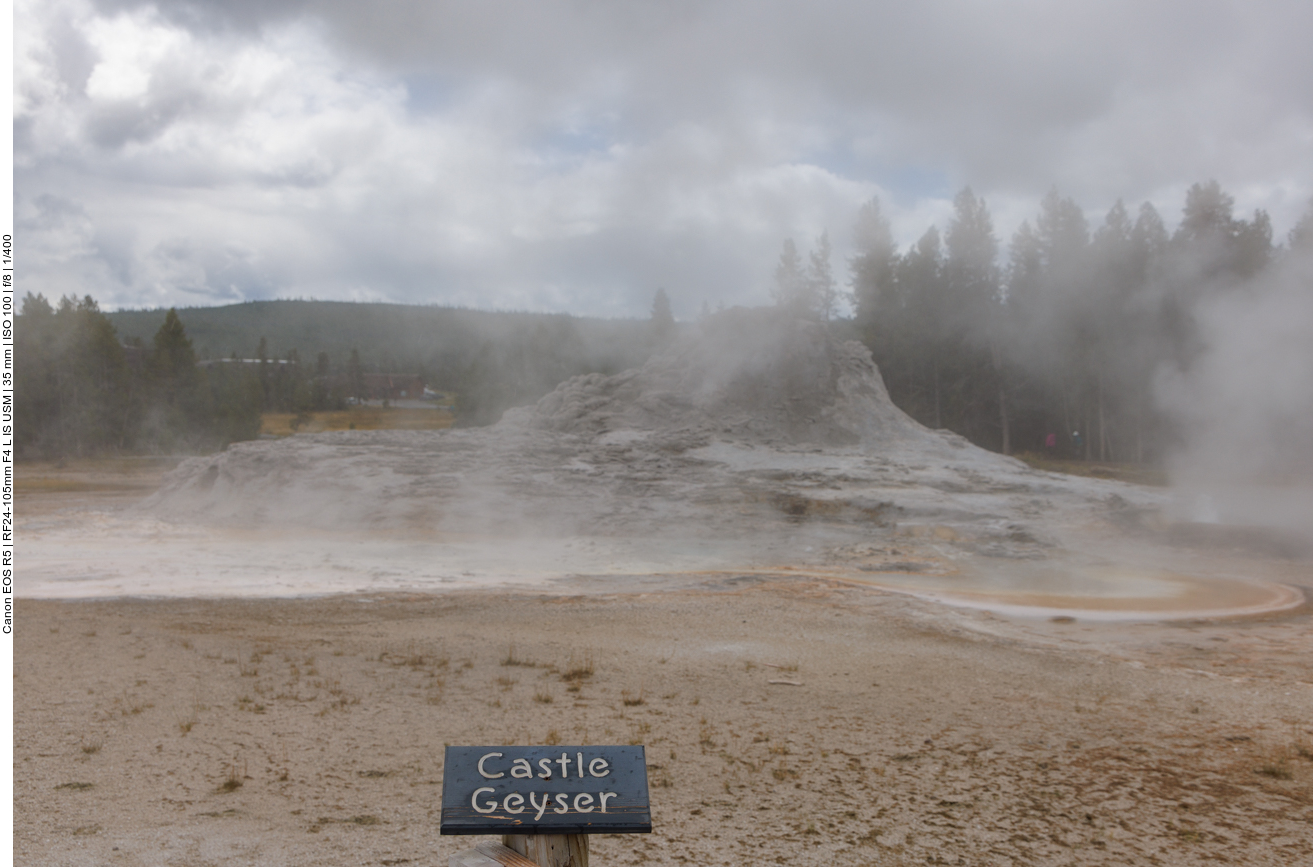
[16, 582, 1313, 867]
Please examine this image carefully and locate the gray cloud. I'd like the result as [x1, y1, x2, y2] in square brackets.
[15, 0, 1313, 314]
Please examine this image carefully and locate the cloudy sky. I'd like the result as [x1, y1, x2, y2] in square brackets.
[15, 0, 1313, 318]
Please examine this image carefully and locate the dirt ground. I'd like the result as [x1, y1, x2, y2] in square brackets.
[15, 450, 1313, 867]
[16, 581, 1313, 867]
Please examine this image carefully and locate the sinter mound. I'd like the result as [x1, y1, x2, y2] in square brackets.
[145, 309, 1146, 559]
[527, 309, 965, 454]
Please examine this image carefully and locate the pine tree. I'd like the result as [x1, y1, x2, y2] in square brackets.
[152, 309, 199, 405]
[896, 226, 947, 427]
[807, 232, 837, 321]
[850, 197, 897, 330]
[943, 188, 1002, 447]
[772, 239, 808, 314]
[16, 294, 132, 456]
[1171, 180, 1270, 281]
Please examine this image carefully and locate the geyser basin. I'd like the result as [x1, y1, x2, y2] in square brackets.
[65, 309, 1298, 623]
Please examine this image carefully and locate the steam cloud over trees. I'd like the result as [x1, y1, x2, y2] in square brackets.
[847, 180, 1311, 464]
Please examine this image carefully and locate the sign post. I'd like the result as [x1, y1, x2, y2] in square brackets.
[442, 745, 651, 867]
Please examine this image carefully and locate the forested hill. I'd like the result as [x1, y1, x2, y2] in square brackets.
[107, 301, 660, 426]
[107, 300, 652, 376]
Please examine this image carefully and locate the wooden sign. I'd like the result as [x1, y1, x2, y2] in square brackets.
[441, 745, 651, 835]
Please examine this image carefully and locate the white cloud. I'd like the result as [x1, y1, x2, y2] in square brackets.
[14, 0, 1313, 315]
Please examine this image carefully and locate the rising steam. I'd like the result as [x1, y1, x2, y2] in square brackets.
[1159, 247, 1313, 537]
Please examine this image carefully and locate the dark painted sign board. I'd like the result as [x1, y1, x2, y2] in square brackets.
[441, 745, 651, 835]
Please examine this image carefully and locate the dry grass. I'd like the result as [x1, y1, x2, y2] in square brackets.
[15, 456, 184, 496]
[260, 405, 454, 437]
[560, 650, 595, 682]
[218, 759, 246, 793]
[502, 644, 537, 668]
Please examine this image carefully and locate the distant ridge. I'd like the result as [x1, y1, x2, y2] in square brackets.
[106, 299, 652, 368]
[108, 299, 663, 425]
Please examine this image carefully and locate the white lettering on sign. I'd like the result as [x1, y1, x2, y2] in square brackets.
[478, 750, 618, 781]
[468, 789, 621, 816]
[478, 753, 505, 779]
[462, 750, 630, 819]
[472, 787, 498, 813]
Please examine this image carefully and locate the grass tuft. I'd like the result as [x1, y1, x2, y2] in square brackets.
[502, 644, 536, 668]
[219, 758, 247, 793]
[560, 651, 595, 682]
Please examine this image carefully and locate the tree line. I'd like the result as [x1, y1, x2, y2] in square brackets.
[16, 294, 450, 457]
[17, 295, 669, 457]
[15, 295, 264, 457]
[779, 181, 1313, 463]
